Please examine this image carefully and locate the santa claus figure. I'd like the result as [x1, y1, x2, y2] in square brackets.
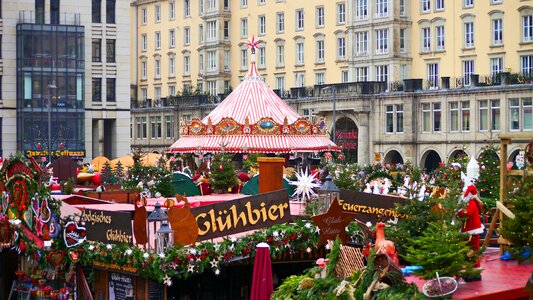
[457, 184, 484, 269]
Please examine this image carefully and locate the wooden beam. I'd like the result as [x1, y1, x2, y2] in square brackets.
[482, 210, 500, 248]
[496, 201, 515, 219]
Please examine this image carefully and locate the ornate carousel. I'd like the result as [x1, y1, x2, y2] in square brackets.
[166, 37, 340, 155]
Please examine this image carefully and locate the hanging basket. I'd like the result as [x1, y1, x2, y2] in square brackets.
[373, 253, 402, 285]
[335, 245, 366, 279]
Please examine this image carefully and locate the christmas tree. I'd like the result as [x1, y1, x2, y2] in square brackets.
[101, 161, 117, 185]
[476, 144, 500, 208]
[209, 154, 238, 192]
[404, 221, 480, 279]
[114, 161, 125, 186]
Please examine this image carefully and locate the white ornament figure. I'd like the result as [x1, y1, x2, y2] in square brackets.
[418, 184, 426, 201]
[364, 183, 372, 193]
[289, 169, 321, 201]
[373, 181, 381, 194]
[382, 178, 391, 195]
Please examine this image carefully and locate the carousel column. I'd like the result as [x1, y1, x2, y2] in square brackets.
[257, 157, 285, 194]
[358, 113, 370, 165]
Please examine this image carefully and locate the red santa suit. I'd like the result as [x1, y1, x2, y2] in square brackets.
[457, 185, 484, 268]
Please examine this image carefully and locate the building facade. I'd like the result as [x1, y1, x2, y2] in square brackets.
[0, 0, 131, 162]
[130, 0, 532, 168]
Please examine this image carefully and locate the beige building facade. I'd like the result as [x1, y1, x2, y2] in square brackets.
[130, 0, 532, 169]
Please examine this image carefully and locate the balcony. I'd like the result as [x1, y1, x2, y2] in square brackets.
[18, 10, 81, 26]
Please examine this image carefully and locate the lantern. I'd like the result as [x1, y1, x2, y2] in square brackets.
[156, 221, 174, 255]
[147, 202, 167, 249]
[317, 175, 339, 214]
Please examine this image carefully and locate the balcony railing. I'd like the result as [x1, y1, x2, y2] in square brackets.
[18, 10, 81, 25]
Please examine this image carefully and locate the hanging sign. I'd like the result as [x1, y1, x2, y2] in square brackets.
[338, 189, 407, 224]
[81, 209, 133, 245]
[191, 189, 291, 241]
[108, 272, 134, 300]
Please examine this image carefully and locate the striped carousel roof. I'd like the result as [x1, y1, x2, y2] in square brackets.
[167, 36, 340, 154]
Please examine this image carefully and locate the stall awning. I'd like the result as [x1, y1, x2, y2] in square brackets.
[167, 135, 341, 153]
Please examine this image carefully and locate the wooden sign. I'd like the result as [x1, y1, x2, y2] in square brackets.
[191, 189, 291, 241]
[81, 209, 133, 245]
[339, 189, 407, 224]
[312, 199, 356, 246]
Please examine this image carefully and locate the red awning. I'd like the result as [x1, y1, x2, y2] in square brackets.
[167, 135, 340, 153]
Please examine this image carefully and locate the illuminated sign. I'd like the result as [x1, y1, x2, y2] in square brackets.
[26, 149, 86, 158]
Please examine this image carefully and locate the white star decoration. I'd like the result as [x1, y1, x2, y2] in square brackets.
[163, 275, 172, 286]
[188, 265, 195, 273]
[210, 260, 218, 268]
[289, 169, 321, 201]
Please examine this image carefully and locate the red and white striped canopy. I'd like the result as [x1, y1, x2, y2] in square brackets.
[202, 64, 300, 125]
[167, 135, 338, 154]
[167, 51, 339, 154]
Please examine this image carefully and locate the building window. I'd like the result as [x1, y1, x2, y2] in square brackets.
[422, 27, 431, 52]
[450, 102, 459, 132]
[199, 54, 204, 73]
[92, 39, 101, 62]
[400, 29, 406, 52]
[463, 60, 474, 86]
[386, 105, 394, 133]
[224, 21, 230, 39]
[207, 21, 217, 41]
[276, 76, 285, 93]
[241, 0, 248, 8]
[277, 13, 285, 33]
[165, 116, 174, 139]
[258, 47, 266, 67]
[490, 57, 503, 77]
[155, 59, 161, 78]
[510, 98, 533, 131]
[141, 61, 147, 80]
[396, 104, 404, 133]
[106, 78, 116, 102]
[376, 65, 388, 83]
[169, 57, 176, 77]
[207, 81, 216, 96]
[422, 0, 430, 13]
[491, 0, 502, 3]
[376, 0, 388, 18]
[399, 0, 405, 16]
[337, 3, 346, 24]
[295, 72, 305, 87]
[375, 29, 388, 54]
[422, 103, 431, 132]
[169, 29, 175, 48]
[184, 56, 190, 74]
[168, 85, 176, 97]
[155, 5, 161, 23]
[207, 50, 217, 71]
[155, 32, 161, 50]
[199, 25, 204, 43]
[276, 45, 285, 67]
[141, 88, 147, 102]
[259, 16, 266, 35]
[356, 31, 368, 55]
[224, 81, 231, 93]
[491, 100, 501, 131]
[433, 103, 441, 132]
[169, 1, 175, 20]
[316, 6, 324, 28]
[493, 18, 503, 45]
[356, 0, 368, 20]
[435, 0, 444, 11]
[141, 34, 147, 51]
[464, 0, 473, 8]
[342, 70, 349, 82]
[315, 72, 325, 85]
[356, 67, 368, 81]
[296, 42, 304, 65]
[92, 0, 101, 23]
[316, 40, 325, 63]
[427, 63, 439, 89]
[184, 0, 190, 17]
[92, 78, 102, 101]
[461, 101, 470, 131]
[241, 49, 248, 68]
[337, 37, 346, 59]
[521, 55, 533, 77]
[154, 87, 161, 102]
[464, 22, 474, 48]
[241, 18, 248, 37]
[435, 26, 445, 51]
[296, 9, 305, 30]
[224, 50, 230, 70]
[524, 15, 533, 42]
[141, 7, 147, 24]
[199, 0, 204, 14]
[106, 39, 115, 63]
[184, 27, 190, 45]
[151, 116, 162, 139]
[106, 0, 115, 24]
